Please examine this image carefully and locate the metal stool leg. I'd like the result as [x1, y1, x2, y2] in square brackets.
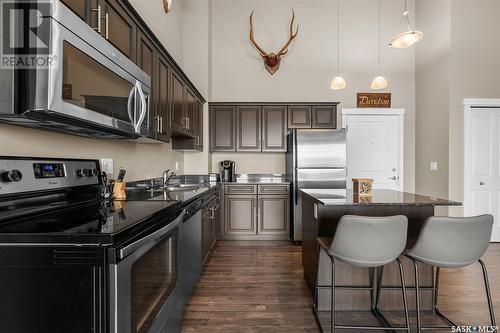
[433, 267, 456, 327]
[478, 259, 497, 329]
[314, 244, 321, 312]
[413, 259, 422, 333]
[330, 258, 336, 333]
[396, 258, 411, 333]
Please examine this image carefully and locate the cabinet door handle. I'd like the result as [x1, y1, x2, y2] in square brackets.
[91, 5, 102, 33]
[105, 12, 109, 39]
[157, 116, 161, 133]
[160, 116, 164, 134]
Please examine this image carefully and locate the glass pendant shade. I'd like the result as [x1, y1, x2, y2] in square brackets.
[390, 5, 423, 48]
[370, 76, 388, 90]
[389, 30, 423, 48]
[330, 76, 346, 90]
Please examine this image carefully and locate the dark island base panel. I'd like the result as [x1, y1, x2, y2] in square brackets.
[302, 194, 436, 312]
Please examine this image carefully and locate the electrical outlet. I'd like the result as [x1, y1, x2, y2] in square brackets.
[100, 158, 114, 174]
[430, 162, 438, 171]
[175, 161, 179, 171]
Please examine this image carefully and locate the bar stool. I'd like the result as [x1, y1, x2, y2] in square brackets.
[312, 215, 411, 333]
[403, 215, 496, 332]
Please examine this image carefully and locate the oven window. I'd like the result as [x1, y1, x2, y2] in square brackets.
[131, 232, 178, 333]
[62, 41, 135, 124]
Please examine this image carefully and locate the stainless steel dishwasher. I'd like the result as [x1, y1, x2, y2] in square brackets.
[178, 199, 203, 302]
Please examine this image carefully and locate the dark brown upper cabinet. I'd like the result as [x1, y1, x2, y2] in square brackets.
[61, 0, 94, 24]
[185, 87, 197, 136]
[101, 0, 136, 61]
[170, 71, 185, 134]
[60, 0, 206, 147]
[288, 105, 312, 128]
[155, 53, 170, 142]
[195, 99, 204, 150]
[137, 31, 155, 77]
[262, 105, 287, 152]
[210, 106, 236, 152]
[237, 106, 262, 152]
[312, 105, 337, 128]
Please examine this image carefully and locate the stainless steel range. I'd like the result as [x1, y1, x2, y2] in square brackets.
[0, 157, 187, 333]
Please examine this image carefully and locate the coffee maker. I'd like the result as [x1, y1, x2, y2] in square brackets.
[219, 160, 236, 182]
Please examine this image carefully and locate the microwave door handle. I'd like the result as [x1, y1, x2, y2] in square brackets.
[127, 85, 136, 125]
[134, 81, 147, 133]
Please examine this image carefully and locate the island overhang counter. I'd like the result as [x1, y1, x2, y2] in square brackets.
[301, 189, 461, 312]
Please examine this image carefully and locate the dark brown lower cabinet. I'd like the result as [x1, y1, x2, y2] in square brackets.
[224, 195, 257, 235]
[222, 185, 289, 240]
[258, 195, 289, 236]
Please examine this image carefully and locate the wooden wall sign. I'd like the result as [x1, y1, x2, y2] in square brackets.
[357, 93, 391, 108]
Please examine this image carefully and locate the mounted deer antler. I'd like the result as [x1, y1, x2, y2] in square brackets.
[249, 10, 299, 75]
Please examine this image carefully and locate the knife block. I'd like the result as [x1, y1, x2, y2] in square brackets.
[113, 181, 126, 200]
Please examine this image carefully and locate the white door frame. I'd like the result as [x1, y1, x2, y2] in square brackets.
[341, 108, 405, 192]
[463, 98, 500, 242]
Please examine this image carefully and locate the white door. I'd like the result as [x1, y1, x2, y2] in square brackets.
[464, 106, 500, 242]
[342, 109, 404, 191]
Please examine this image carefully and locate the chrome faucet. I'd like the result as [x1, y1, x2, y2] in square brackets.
[163, 169, 176, 187]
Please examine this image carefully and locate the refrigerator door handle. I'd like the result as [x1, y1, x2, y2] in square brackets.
[294, 168, 298, 205]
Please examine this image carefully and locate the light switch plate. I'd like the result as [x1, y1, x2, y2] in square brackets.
[430, 162, 438, 171]
[100, 158, 114, 174]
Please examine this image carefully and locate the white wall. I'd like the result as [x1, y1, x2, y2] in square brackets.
[209, 0, 416, 190]
[415, 0, 451, 204]
[129, 0, 185, 66]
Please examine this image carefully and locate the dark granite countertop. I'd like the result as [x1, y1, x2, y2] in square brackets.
[220, 179, 290, 185]
[301, 189, 461, 206]
[125, 183, 217, 206]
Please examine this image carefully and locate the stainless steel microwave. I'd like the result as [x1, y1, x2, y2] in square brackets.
[0, 1, 152, 139]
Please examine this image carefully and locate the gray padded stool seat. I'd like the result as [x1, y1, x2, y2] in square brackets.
[404, 215, 496, 332]
[313, 215, 410, 333]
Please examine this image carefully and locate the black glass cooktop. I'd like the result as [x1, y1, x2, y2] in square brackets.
[0, 199, 182, 245]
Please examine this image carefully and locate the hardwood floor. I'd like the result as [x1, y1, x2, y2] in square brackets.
[182, 241, 500, 333]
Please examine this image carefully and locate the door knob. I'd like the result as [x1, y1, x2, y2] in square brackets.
[480, 181, 485, 186]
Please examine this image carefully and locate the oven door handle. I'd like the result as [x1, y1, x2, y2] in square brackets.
[119, 209, 185, 260]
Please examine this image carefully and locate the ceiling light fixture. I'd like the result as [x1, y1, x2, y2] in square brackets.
[389, 0, 423, 48]
[371, 0, 388, 90]
[330, 0, 346, 90]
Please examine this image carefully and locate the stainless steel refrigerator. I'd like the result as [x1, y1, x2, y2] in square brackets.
[286, 129, 347, 242]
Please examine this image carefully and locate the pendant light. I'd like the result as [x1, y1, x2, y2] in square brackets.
[163, 0, 173, 14]
[330, 0, 346, 90]
[389, 0, 423, 48]
[371, 0, 388, 90]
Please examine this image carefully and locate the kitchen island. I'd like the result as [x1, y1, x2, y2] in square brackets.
[301, 189, 461, 311]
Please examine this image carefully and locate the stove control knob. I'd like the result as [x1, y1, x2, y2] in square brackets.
[86, 169, 97, 177]
[3, 169, 22, 182]
[77, 169, 89, 177]
[90, 169, 99, 177]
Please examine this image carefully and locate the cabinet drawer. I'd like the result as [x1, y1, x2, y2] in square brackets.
[258, 185, 289, 195]
[224, 185, 257, 194]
